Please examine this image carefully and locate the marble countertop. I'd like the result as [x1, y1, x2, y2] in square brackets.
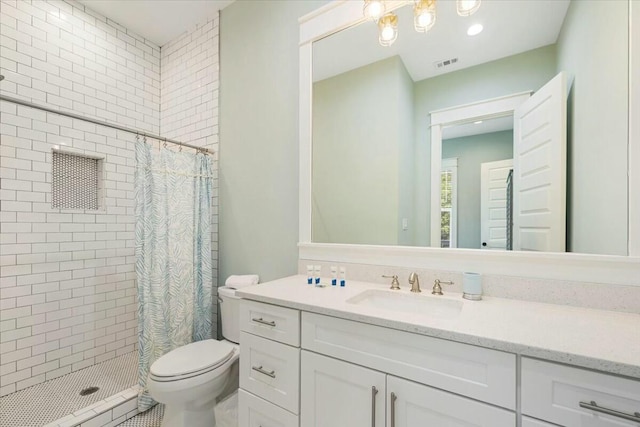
[237, 275, 640, 379]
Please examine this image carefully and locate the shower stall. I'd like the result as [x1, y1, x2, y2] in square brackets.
[0, 1, 220, 425]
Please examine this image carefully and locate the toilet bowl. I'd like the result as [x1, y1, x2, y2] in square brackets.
[147, 286, 242, 427]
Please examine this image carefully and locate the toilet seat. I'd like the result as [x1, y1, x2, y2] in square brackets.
[150, 339, 236, 382]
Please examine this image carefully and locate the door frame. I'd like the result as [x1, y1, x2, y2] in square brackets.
[429, 92, 531, 247]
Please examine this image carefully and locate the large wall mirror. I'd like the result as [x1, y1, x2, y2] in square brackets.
[310, 0, 630, 256]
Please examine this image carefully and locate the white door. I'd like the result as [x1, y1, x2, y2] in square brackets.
[387, 375, 515, 427]
[513, 71, 567, 252]
[481, 159, 513, 250]
[301, 350, 385, 427]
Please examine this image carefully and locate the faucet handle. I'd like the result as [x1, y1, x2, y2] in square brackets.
[382, 275, 400, 290]
[432, 279, 454, 296]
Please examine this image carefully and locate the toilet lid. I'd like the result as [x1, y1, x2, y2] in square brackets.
[150, 339, 235, 378]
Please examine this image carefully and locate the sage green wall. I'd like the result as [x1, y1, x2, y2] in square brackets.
[556, 0, 628, 255]
[442, 130, 513, 249]
[312, 56, 414, 245]
[397, 56, 416, 246]
[413, 45, 558, 246]
[219, 0, 328, 284]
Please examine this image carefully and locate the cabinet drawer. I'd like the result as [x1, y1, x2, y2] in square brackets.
[388, 375, 515, 426]
[241, 300, 300, 346]
[239, 389, 298, 427]
[240, 332, 300, 414]
[302, 312, 516, 409]
[522, 358, 640, 426]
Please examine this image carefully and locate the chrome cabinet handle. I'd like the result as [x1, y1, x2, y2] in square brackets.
[251, 365, 276, 378]
[579, 400, 640, 423]
[252, 317, 276, 327]
[371, 386, 378, 427]
[390, 392, 397, 427]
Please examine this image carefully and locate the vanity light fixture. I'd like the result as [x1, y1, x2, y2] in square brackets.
[367, 0, 482, 46]
[364, 0, 386, 21]
[378, 12, 399, 47]
[456, 0, 481, 17]
[467, 23, 483, 36]
[414, 0, 437, 33]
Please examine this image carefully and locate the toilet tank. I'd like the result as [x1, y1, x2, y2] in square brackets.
[218, 286, 240, 343]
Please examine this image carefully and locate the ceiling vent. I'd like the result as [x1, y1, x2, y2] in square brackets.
[434, 57, 459, 69]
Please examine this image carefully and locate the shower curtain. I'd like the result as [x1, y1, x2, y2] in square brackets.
[134, 142, 214, 411]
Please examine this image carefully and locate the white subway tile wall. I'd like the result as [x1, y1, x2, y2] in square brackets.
[0, 0, 220, 397]
[160, 15, 220, 334]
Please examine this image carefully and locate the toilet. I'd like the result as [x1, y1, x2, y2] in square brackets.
[147, 286, 241, 427]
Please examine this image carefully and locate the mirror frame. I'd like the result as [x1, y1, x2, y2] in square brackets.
[299, 0, 640, 286]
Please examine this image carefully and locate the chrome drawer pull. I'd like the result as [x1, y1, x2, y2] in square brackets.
[252, 317, 276, 327]
[579, 400, 640, 422]
[390, 392, 397, 427]
[371, 386, 378, 427]
[252, 365, 276, 378]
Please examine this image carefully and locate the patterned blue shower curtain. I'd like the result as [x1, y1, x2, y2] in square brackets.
[134, 142, 214, 411]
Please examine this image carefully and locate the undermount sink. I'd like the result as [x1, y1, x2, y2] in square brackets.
[346, 289, 463, 319]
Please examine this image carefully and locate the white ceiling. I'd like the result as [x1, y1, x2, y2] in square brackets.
[77, 0, 234, 46]
[313, 0, 570, 83]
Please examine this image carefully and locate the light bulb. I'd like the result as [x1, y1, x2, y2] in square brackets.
[414, 0, 436, 33]
[378, 13, 398, 47]
[467, 23, 483, 36]
[364, 0, 385, 20]
[381, 26, 395, 41]
[418, 13, 433, 27]
[457, 0, 481, 17]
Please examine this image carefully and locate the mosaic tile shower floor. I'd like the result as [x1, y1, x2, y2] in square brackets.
[0, 351, 138, 427]
[121, 392, 238, 427]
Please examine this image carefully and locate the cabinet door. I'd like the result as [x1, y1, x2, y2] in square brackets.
[301, 350, 385, 427]
[522, 417, 557, 427]
[387, 376, 515, 427]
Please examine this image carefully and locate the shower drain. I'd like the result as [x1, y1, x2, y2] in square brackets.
[79, 386, 100, 396]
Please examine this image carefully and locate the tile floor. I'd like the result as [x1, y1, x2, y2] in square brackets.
[120, 391, 238, 427]
[0, 351, 138, 427]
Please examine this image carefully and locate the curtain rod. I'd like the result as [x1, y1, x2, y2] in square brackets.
[0, 94, 215, 155]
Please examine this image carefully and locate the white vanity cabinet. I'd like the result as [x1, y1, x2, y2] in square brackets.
[522, 358, 640, 426]
[300, 350, 514, 427]
[239, 301, 302, 426]
[300, 312, 517, 426]
[238, 298, 640, 427]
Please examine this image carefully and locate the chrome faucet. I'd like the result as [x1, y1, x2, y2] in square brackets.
[432, 279, 454, 295]
[408, 272, 421, 293]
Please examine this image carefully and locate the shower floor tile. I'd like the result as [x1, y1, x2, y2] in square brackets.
[117, 404, 164, 427]
[119, 391, 238, 427]
[0, 351, 138, 427]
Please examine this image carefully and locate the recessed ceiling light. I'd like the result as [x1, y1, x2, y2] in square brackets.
[474, 120, 483, 125]
[467, 24, 483, 36]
